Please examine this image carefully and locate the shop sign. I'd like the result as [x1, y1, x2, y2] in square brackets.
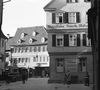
[65, 59, 77, 72]
[47, 23, 88, 29]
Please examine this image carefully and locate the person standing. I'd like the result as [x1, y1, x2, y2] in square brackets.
[21, 69, 27, 84]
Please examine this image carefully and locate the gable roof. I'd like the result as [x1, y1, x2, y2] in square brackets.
[7, 26, 48, 48]
[44, 0, 66, 11]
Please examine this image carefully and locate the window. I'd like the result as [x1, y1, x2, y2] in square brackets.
[56, 35, 64, 46]
[56, 13, 63, 23]
[32, 31, 36, 36]
[29, 38, 33, 44]
[41, 37, 45, 43]
[14, 47, 18, 53]
[21, 47, 24, 53]
[78, 57, 87, 72]
[33, 57, 36, 62]
[68, 12, 80, 23]
[52, 33, 89, 47]
[43, 46, 46, 52]
[25, 47, 28, 52]
[38, 46, 41, 52]
[66, 0, 78, 3]
[52, 13, 68, 24]
[69, 34, 77, 46]
[17, 39, 21, 44]
[21, 33, 25, 39]
[34, 46, 37, 52]
[56, 58, 64, 72]
[18, 48, 21, 53]
[29, 47, 32, 52]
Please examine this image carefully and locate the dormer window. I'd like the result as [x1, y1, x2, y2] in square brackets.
[32, 31, 36, 36]
[29, 38, 33, 44]
[21, 33, 25, 39]
[29, 38, 36, 44]
[41, 37, 45, 43]
[17, 39, 21, 44]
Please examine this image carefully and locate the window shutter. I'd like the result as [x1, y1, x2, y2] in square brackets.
[83, 34, 87, 46]
[77, 34, 81, 46]
[64, 34, 69, 46]
[76, 12, 80, 23]
[52, 13, 56, 24]
[63, 12, 68, 23]
[52, 35, 56, 47]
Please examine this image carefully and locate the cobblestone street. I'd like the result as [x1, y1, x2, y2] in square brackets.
[0, 78, 92, 90]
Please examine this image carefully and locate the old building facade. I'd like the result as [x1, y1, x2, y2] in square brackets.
[44, 0, 93, 83]
[6, 26, 50, 77]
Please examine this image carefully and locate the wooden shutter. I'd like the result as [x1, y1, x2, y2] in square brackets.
[77, 34, 81, 46]
[64, 34, 69, 47]
[52, 34, 56, 47]
[52, 13, 56, 24]
[76, 12, 80, 23]
[63, 12, 68, 23]
[83, 34, 87, 46]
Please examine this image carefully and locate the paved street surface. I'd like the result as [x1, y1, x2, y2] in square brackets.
[0, 78, 92, 90]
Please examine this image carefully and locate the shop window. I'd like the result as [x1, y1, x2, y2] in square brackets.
[56, 58, 64, 72]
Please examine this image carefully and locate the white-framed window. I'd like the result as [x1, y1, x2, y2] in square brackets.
[29, 38, 33, 44]
[56, 13, 63, 23]
[17, 39, 21, 44]
[41, 37, 45, 43]
[69, 34, 77, 46]
[68, 12, 80, 23]
[21, 33, 25, 39]
[68, 12, 76, 23]
[56, 35, 64, 47]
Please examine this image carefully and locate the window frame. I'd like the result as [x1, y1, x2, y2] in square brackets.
[56, 35, 64, 47]
[56, 58, 64, 73]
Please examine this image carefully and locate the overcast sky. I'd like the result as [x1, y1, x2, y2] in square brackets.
[2, 0, 51, 36]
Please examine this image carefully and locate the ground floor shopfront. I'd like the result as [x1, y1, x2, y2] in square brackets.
[48, 52, 93, 84]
